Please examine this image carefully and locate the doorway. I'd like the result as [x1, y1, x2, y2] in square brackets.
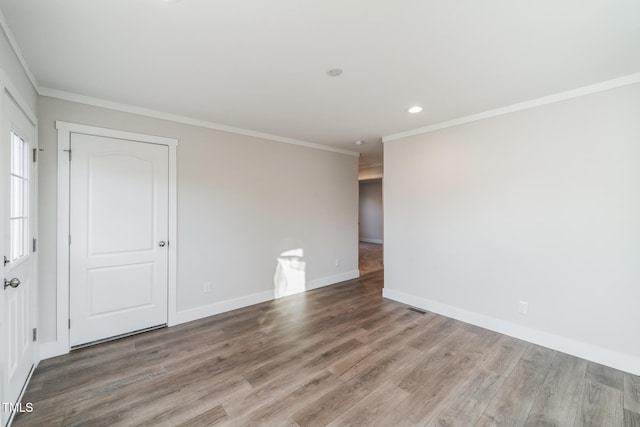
[68, 133, 170, 347]
[1, 85, 37, 427]
[55, 122, 178, 353]
[358, 178, 383, 275]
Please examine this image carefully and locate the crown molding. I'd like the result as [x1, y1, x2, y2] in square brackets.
[0, 7, 39, 92]
[382, 73, 640, 143]
[0, 7, 358, 158]
[5, 2, 635, 156]
[39, 87, 360, 157]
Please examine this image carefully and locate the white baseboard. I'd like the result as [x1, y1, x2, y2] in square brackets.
[38, 341, 69, 361]
[172, 290, 275, 326]
[172, 270, 360, 326]
[360, 238, 383, 244]
[382, 288, 640, 376]
[39, 289, 275, 359]
[307, 270, 360, 290]
[38, 271, 362, 361]
[5, 359, 38, 427]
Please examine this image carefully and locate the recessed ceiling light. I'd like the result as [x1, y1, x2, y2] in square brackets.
[354, 140, 365, 146]
[327, 68, 343, 77]
[408, 106, 423, 114]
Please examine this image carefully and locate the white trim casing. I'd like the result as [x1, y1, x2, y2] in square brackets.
[382, 288, 640, 377]
[51, 121, 179, 358]
[166, 142, 178, 327]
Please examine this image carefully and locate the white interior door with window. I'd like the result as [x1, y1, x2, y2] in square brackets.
[69, 133, 169, 347]
[1, 88, 37, 427]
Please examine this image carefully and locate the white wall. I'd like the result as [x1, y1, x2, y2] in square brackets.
[37, 96, 359, 344]
[383, 83, 640, 375]
[359, 179, 383, 243]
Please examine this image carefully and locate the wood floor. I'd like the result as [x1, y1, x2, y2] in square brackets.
[358, 242, 383, 276]
[14, 270, 640, 426]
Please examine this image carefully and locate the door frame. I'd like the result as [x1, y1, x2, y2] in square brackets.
[44, 121, 178, 358]
[0, 71, 38, 427]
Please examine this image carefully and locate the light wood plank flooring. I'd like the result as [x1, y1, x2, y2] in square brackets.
[14, 270, 639, 426]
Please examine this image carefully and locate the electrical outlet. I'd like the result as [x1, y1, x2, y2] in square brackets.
[335, 259, 340, 267]
[203, 281, 211, 293]
[518, 301, 528, 315]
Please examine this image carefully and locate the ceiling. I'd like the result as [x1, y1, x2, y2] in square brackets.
[1, 0, 639, 167]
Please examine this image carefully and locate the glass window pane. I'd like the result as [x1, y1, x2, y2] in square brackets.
[19, 219, 25, 259]
[21, 138, 27, 177]
[12, 133, 25, 177]
[24, 184, 30, 221]
[12, 134, 20, 176]
[11, 176, 23, 217]
[9, 132, 29, 262]
[19, 219, 24, 259]
[10, 219, 25, 261]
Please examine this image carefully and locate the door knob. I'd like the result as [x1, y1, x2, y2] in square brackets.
[4, 278, 21, 289]
[158, 241, 166, 247]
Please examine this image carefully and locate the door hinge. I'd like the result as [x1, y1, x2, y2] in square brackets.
[33, 148, 43, 162]
[64, 148, 72, 161]
[32, 238, 37, 253]
[68, 319, 71, 329]
[33, 328, 37, 342]
[69, 234, 71, 245]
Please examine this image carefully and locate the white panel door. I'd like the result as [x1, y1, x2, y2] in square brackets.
[69, 133, 169, 347]
[1, 91, 36, 426]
